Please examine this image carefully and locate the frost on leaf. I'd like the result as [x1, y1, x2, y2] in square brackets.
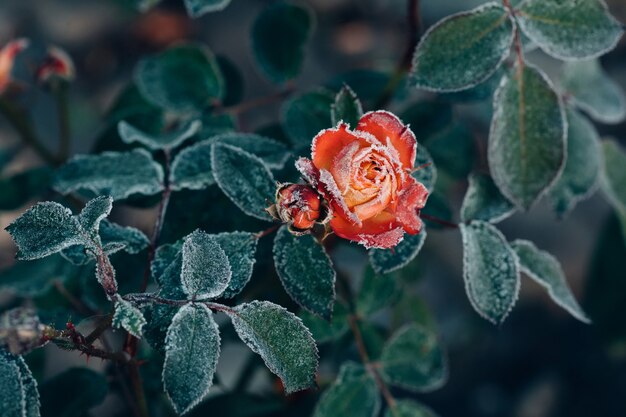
[211, 133, 291, 170]
[281, 90, 334, 149]
[78, 195, 113, 234]
[152, 241, 186, 299]
[369, 231, 427, 275]
[412, 144, 437, 193]
[562, 59, 626, 124]
[214, 232, 258, 299]
[184, 0, 231, 18]
[163, 304, 220, 415]
[517, 0, 624, 61]
[600, 140, 626, 219]
[112, 297, 147, 338]
[488, 63, 566, 210]
[410, 2, 514, 92]
[386, 400, 439, 417]
[273, 226, 336, 320]
[331, 85, 363, 127]
[460, 221, 520, 324]
[54, 149, 164, 201]
[0, 350, 40, 417]
[379, 324, 447, 392]
[460, 173, 515, 223]
[118, 119, 201, 150]
[511, 240, 590, 323]
[226, 301, 318, 393]
[181, 230, 231, 299]
[548, 109, 601, 217]
[211, 143, 275, 221]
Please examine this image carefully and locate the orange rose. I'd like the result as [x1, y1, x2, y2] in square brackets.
[296, 110, 428, 248]
[0, 39, 29, 94]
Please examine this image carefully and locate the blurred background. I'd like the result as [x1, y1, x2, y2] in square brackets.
[0, 0, 625, 416]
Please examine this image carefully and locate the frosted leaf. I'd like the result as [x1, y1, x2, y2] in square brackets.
[152, 241, 184, 294]
[214, 232, 258, 299]
[299, 301, 350, 344]
[460, 221, 520, 324]
[5, 202, 84, 260]
[600, 140, 626, 219]
[163, 304, 220, 415]
[369, 231, 427, 275]
[78, 196, 113, 235]
[226, 300, 318, 393]
[181, 230, 231, 299]
[356, 266, 400, 317]
[460, 173, 516, 223]
[385, 400, 439, 417]
[412, 145, 437, 192]
[211, 143, 275, 221]
[312, 362, 380, 417]
[517, 0, 624, 60]
[562, 59, 626, 124]
[112, 297, 147, 337]
[511, 239, 590, 323]
[142, 303, 179, 353]
[331, 85, 363, 127]
[118, 119, 201, 150]
[184, 0, 231, 18]
[273, 226, 336, 320]
[0, 350, 40, 417]
[281, 90, 334, 149]
[210, 133, 291, 170]
[379, 324, 447, 392]
[54, 149, 164, 200]
[488, 63, 566, 210]
[548, 109, 601, 217]
[410, 2, 514, 92]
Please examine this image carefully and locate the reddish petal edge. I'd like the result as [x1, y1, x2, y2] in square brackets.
[395, 179, 429, 234]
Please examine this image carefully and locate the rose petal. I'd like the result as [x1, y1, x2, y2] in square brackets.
[319, 169, 362, 226]
[295, 157, 320, 187]
[329, 210, 404, 248]
[395, 179, 429, 234]
[356, 110, 417, 169]
[311, 122, 380, 171]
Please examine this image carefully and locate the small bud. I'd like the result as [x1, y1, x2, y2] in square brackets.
[0, 307, 49, 355]
[36, 46, 74, 84]
[0, 38, 29, 94]
[267, 183, 324, 233]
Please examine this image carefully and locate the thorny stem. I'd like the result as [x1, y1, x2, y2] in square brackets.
[255, 224, 280, 239]
[51, 322, 131, 364]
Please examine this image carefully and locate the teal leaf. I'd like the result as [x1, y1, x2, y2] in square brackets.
[460, 221, 520, 324]
[562, 59, 626, 124]
[181, 230, 231, 299]
[0, 350, 40, 417]
[214, 232, 258, 299]
[163, 304, 220, 415]
[511, 239, 590, 323]
[113, 297, 147, 337]
[152, 241, 184, 296]
[273, 226, 336, 320]
[212, 133, 290, 170]
[548, 109, 601, 217]
[412, 144, 437, 192]
[0, 166, 53, 211]
[211, 143, 275, 221]
[385, 400, 439, 417]
[225, 300, 318, 393]
[380, 324, 447, 392]
[299, 301, 349, 344]
[39, 368, 107, 417]
[118, 119, 201, 150]
[410, 2, 514, 92]
[252, 2, 314, 83]
[424, 122, 475, 179]
[488, 63, 566, 210]
[0, 255, 72, 297]
[142, 303, 179, 353]
[281, 90, 334, 149]
[184, 0, 231, 17]
[135, 44, 224, 112]
[600, 140, 626, 220]
[356, 266, 400, 315]
[369, 231, 427, 275]
[461, 173, 516, 223]
[517, 0, 624, 60]
[78, 195, 113, 234]
[312, 362, 380, 417]
[54, 149, 164, 200]
[331, 85, 363, 127]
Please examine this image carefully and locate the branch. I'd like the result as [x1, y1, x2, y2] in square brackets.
[217, 85, 295, 116]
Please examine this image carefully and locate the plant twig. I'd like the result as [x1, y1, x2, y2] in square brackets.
[217, 86, 295, 116]
[420, 213, 459, 229]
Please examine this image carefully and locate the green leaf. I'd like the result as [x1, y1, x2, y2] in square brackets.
[214, 232, 258, 299]
[0, 254, 72, 297]
[184, 0, 231, 17]
[460, 221, 520, 324]
[517, 0, 624, 60]
[281, 90, 334, 149]
[600, 140, 626, 220]
[135, 44, 224, 112]
[424, 122, 475, 179]
[152, 241, 184, 297]
[312, 362, 380, 417]
[488, 63, 566, 210]
[379, 324, 447, 392]
[548, 109, 601, 217]
[118, 119, 201, 150]
[213, 133, 291, 170]
[369, 231, 427, 275]
[252, 2, 314, 83]
[511, 239, 590, 323]
[142, 303, 179, 353]
[211, 143, 275, 221]
[331, 85, 363, 127]
[273, 226, 336, 320]
[562, 59, 626, 124]
[225, 300, 318, 393]
[216, 55, 244, 107]
[385, 400, 439, 417]
[412, 145, 437, 192]
[0, 350, 40, 417]
[410, 2, 514, 92]
[357, 266, 400, 315]
[54, 149, 164, 200]
[78, 195, 113, 234]
[113, 297, 147, 337]
[299, 301, 349, 344]
[163, 304, 220, 415]
[39, 368, 106, 417]
[181, 230, 232, 299]
[0, 166, 53, 211]
[461, 173, 516, 223]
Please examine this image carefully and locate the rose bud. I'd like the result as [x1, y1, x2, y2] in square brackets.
[0, 38, 29, 94]
[267, 183, 324, 234]
[296, 110, 429, 249]
[36, 46, 75, 84]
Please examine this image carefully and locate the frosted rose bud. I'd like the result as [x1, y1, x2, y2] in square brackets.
[0, 38, 29, 94]
[267, 183, 322, 233]
[36, 46, 75, 84]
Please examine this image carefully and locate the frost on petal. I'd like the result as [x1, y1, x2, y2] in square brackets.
[394, 179, 429, 234]
[319, 169, 361, 226]
[357, 110, 417, 169]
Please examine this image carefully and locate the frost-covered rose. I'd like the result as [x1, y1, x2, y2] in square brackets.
[267, 183, 323, 233]
[296, 110, 429, 248]
[0, 39, 29, 94]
